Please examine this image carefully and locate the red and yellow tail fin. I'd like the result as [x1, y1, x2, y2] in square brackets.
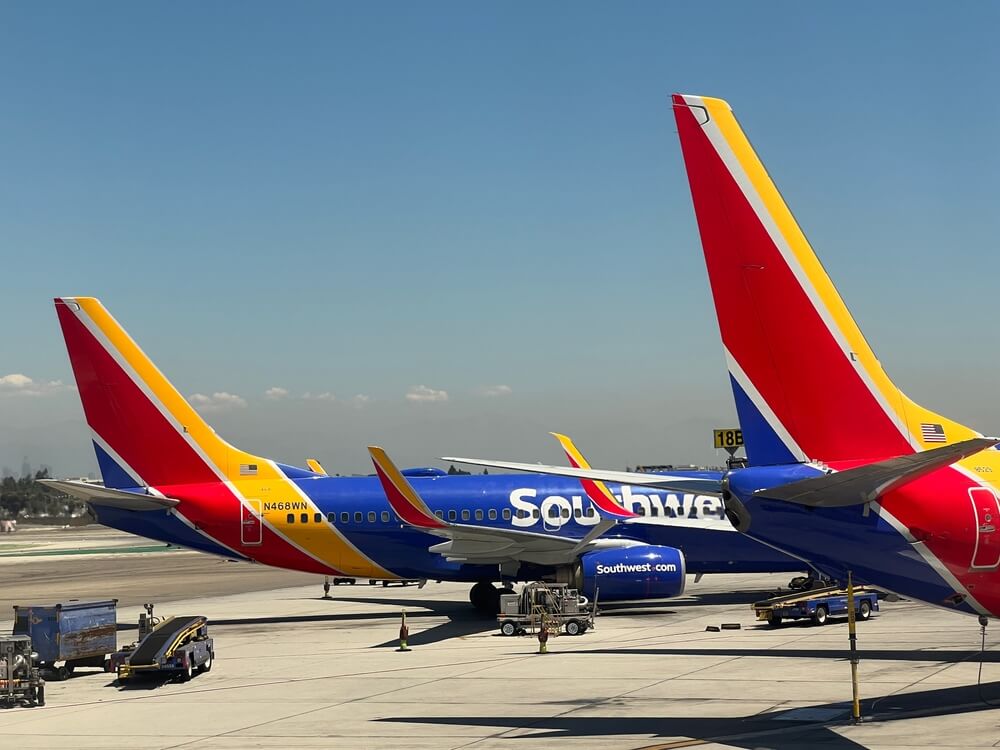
[55, 297, 269, 488]
[671, 95, 977, 465]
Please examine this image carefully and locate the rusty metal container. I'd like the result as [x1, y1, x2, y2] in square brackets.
[12, 600, 117, 676]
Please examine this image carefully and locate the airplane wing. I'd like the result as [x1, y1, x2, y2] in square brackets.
[368, 446, 625, 566]
[440, 456, 724, 497]
[550, 433, 637, 519]
[756, 437, 1000, 507]
[37, 479, 180, 511]
[306, 459, 328, 476]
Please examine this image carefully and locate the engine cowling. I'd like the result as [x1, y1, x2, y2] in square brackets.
[576, 546, 686, 602]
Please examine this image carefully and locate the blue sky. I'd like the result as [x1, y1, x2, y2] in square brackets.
[2, 2, 998, 476]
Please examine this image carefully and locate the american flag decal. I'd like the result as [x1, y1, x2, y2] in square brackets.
[239, 464, 258, 476]
[920, 423, 946, 444]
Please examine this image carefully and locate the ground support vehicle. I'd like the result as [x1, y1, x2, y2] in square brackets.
[754, 585, 880, 626]
[12, 599, 117, 680]
[111, 614, 213, 683]
[497, 583, 596, 636]
[0, 635, 44, 707]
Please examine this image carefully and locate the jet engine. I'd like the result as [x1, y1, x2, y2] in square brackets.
[559, 546, 686, 602]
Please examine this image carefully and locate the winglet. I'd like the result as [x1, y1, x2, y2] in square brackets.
[550, 433, 637, 519]
[368, 446, 447, 529]
[306, 458, 328, 476]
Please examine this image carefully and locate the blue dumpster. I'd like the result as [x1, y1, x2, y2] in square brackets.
[12, 600, 117, 678]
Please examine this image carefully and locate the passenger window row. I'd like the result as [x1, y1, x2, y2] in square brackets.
[284, 508, 515, 524]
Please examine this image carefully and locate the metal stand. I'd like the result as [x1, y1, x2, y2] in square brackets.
[846, 571, 862, 724]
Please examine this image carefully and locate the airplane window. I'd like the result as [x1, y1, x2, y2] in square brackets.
[327, 512, 336, 523]
[502, 509, 511, 520]
[354, 511, 363, 523]
[488, 509, 497, 520]
[314, 513, 322, 523]
[532, 509, 540, 519]
[548, 506, 559, 519]
[586, 507, 596, 517]
[461, 510, 470, 521]
[516, 509, 527, 519]
[574, 509, 581, 518]
[300, 513, 309, 524]
[650, 506, 659, 517]
[434, 510, 444, 519]
[341, 512, 349, 524]
[636, 506, 646, 516]
[367, 511, 376, 523]
[287, 513, 295, 524]
[448, 510, 457, 522]
[475, 509, 483, 521]
[562, 507, 570, 518]
[381, 511, 390, 523]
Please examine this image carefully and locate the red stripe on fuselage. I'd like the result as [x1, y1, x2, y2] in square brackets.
[57, 304, 338, 575]
[674, 102, 912, 462]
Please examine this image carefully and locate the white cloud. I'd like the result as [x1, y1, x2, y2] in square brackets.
[264, 386, 289, 400]
[479, 384, 512, 397]
[406, 384, 449, 403]
[189, 392, 248, 413]
[351, 394, 371, 408]
[0, 373, 73, 397]
[303, 391, 336, 402]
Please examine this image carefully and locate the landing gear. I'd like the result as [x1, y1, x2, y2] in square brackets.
[788, 575, 830, 592]
[469, 581, 501, 615]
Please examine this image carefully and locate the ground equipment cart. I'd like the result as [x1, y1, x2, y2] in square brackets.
[754, 585, 880, 626]
[497, 582, 596, 636]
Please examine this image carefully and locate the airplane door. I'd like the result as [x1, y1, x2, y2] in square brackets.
[241, 499, 263, 546]
[969, 487, 1000, 569]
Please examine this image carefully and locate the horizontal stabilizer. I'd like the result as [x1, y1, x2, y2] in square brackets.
[756, 437, 1000, 507]
[37, 479, 180, 511]
[441, 457, 723, 497]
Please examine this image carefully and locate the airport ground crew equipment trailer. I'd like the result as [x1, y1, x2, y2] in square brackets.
[12, 599, 117, 680]
[0, 635, 44, 707]
[497, 583, 596, 636]
[754, 585, 880, 626]
[112, 614, 213, 683]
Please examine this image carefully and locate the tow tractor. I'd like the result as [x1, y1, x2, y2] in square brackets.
[497, 582, 597, 636]
[753, 585, 880, 626]
[110, 604, 214, 683]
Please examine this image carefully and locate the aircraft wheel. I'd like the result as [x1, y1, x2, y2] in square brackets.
[500, 621, 517, 637]
[858, 600, 872, 621]
[812, 606, 829, 626]
[565, 619, 582, 636]
[470, 581, 500, 615]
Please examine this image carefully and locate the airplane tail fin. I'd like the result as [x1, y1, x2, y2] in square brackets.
[671, 95, 979, 464]
[54, 297, 268, 489]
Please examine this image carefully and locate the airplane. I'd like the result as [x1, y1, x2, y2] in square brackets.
[446, 93, 1000, 619]
[42, 296, 805, 613]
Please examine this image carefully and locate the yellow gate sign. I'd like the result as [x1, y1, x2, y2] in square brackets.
[713, 428, 744, 450]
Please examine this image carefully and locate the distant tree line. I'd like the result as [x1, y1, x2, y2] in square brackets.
[0, 469, 87, 521]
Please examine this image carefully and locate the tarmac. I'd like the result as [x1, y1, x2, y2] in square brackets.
[1, 526, 999, 749]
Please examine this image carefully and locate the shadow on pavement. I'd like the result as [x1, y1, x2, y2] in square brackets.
[377, 680, 1000, 749]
